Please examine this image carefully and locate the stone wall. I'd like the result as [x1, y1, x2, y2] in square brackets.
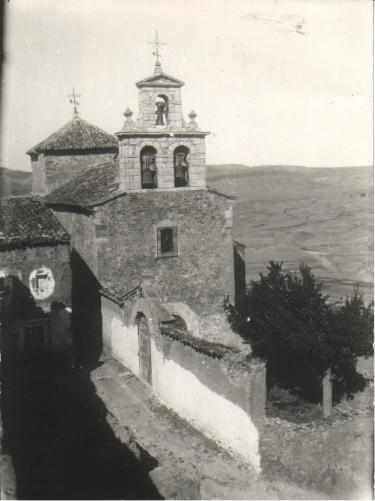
[49, 209, 102, 365]
[31, 154, 47, 195]
[97, 189, 235, 316]
[119, 135, 206, 191]
[0, 243, 71, 310]
[0, 243, 72, 355]
[32, 151, 116, 194]
[137, 87, 183, 129]
[261, 414, 373, 498]
[53, 209, 98, 276]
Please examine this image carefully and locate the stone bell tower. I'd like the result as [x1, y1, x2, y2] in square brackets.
[116, 39, 209, 192]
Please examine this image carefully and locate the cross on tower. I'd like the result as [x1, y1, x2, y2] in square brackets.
[148, 30, 166, 75]
[68, 88, 80, 118]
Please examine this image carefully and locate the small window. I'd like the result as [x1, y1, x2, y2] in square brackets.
[157, 227, 178, 257]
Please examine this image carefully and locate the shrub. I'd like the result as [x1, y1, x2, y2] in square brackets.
[227, 261, 373, 403]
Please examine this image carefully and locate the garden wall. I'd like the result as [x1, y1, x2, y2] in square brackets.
[151, 329, 265, 470]
[102, 294, 266, 471]
[261, 412, 373, 498]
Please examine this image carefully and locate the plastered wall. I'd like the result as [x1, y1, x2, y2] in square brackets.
[102, 297, 140, 376]
[151, 334, 262, 470]
[104, 296, 265, 471]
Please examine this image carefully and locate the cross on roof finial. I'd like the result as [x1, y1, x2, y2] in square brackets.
[148, 30, 166, 75]
[68, 88, 80, 118]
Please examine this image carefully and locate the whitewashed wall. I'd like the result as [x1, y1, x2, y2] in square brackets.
[102, 297, 140, 376]
[150, 337, 261, 471]
[102, 296, 263, 472]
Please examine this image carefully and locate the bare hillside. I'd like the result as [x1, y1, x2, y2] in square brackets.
[208, 165, 373, 303]
[0, 167, 32, 197]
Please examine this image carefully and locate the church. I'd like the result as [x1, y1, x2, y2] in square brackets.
[6, 43, 266, 469]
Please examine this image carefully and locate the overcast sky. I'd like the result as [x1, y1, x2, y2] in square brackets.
[2, 0, 373, 171]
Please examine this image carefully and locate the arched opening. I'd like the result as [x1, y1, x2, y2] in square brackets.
[140, 146, 157, 189]
[155, 94, 168, 126]
[136, 313, 152, 385]
[174, 146, 189, 187]
[173, 314, 188, 332]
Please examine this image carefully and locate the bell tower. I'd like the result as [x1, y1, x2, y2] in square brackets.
[116, 36, 209, 192]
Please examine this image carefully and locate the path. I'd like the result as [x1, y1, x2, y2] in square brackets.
[91, 358, 328, 499]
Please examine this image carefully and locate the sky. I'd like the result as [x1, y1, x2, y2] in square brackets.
[1, 0, 373, 171]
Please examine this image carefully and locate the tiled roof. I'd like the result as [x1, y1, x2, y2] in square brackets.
[0, 197, 70, 249]
[27, 116, 118, 155]
[160, 324, 239, 359]
[45, 160, 121, 209]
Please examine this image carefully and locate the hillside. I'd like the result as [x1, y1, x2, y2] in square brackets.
[1, 164, 372, 303]
[0, 167, 32, 197]
[207, 164, 373, 303]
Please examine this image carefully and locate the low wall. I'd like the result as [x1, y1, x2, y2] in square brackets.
[152, 329, 265, 471]
[261, 414, 373, 498]
[103, 295, 266, 471]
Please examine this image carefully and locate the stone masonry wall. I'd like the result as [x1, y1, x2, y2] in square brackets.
[96, 190, 235, 317]
[31, 155, 47, 195]
[119, 136, 206, 191]
[137, 87, 183, 129]
[53, 210, 98, 276]
[0, 244, 72, 310]
[32, 152, 116, 194]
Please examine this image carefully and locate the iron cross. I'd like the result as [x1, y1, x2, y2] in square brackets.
[68, 88, 80, 117]
[149, 30, 166, 66]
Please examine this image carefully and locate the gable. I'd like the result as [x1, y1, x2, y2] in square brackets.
[136, 72, 184, 89]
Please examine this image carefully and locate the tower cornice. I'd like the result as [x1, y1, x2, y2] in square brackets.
[116, 130, 209, 139]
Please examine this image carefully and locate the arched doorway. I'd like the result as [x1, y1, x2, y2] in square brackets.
[136, 313, 152, 385]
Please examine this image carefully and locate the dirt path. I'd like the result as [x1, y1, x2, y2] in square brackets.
[91, 358, 329, 499]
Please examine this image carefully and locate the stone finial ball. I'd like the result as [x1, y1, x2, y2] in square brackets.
[124, 108, 133, 119]
[188, 110, 197, 120]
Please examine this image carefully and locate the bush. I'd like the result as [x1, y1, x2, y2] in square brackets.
[227, 261, 373, 403]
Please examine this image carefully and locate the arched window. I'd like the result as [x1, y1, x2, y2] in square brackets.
[174, 146, 189, 187]
[155, 95, 168, 126]
[140, 146, 157, 189]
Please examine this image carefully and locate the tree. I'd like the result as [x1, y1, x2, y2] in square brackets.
[227, 261, 373, 403]
[327, 288, 373, 401]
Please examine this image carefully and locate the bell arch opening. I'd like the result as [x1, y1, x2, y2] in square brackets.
[174, 145, 189, 187]
[140, 146, 158, 189]
[155, 94, 168, 126]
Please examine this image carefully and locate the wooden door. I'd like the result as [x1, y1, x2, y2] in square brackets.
[137, 316, 152, 385]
